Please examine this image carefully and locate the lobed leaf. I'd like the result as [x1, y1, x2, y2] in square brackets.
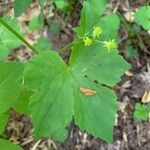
[24, 46, 130, 143]
[24, 51, 74, 141]
[69, 40, 130, 86]
[73, 79, 117, 143]
[23, 0, 130, 143]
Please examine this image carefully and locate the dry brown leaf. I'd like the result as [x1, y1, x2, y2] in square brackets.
[124, 11, 135, 22]
[125, 71, 134, 77]
[80, 87, 96, 96]
[142, 91, 150, 103]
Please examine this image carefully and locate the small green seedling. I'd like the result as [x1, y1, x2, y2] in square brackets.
[28, 13, 44, 30]
[135, 5, 150, 30]
[134, 103, 150, 121]
[125, 45, 139, 59]
[33, 37, 53, 52]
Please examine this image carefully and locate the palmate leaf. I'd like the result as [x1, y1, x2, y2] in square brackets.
[24, 47, 130, 143]
[24, 0, 130, 143]
[24, 52, 74, 142]
[0, 62, 24, 114]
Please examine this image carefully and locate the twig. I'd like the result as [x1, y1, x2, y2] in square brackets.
[31, 140, 41, 150]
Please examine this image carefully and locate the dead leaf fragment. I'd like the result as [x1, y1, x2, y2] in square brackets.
[125, 71, 134, 77]
[80, 87, 96, 96]
[142, 91, 150, 103]
[124, 11, 135, 22]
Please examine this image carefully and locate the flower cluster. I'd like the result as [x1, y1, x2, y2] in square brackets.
[103, 39, 117, 52]
[83, 36, 92, 46]
[92, 26, 102, 38]
[82, 26, 117, 52]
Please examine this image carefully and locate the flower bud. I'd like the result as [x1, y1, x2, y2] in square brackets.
[103, 39, 117, 52]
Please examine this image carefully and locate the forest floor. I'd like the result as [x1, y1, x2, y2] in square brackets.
[1, 0, 150, 149]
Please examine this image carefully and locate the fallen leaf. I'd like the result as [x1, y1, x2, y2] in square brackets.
[124, 11, 135, 22]
[125, 71, 134, 77]
[142, 91, 150, 103]
[80, 87, 96, 96]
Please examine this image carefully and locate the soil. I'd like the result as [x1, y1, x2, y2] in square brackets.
[1, 0, 150, 149]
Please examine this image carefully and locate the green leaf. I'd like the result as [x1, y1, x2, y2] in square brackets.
[13, 89, 33, 115]
[0, 16, 22, 49]
[135, 6, 150, 30]
[0, 113, 9, 134]
[0, 139, 23, 150]
[33, 37, 52, 52]
[0, 45, 9, 60]
[14, 0, 32, 17]
[24, 1, 130, 143]
[78, 13, 120, 41]
[54, 0, 69, 11]
[0, 16, 22, 51]
[74, 80, 117, 143]
[0, 62, 24, 114]
[24, 51, 74, 142]
[95, 13, 120, 41]
[69, 40, 130, 86]
[69, 41, 130, 142]
[134, 103, 149, 121]
[0, 16, 38, 55]
[28, 13, 44, 30]
[24, 47, 130, 143]
[49, 23, 61, 33]
[75, 0, 107, 36]
[125, 45, 139, 59]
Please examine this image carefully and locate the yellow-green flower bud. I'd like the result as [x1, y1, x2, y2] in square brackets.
[83, 36, 92, 46]
[92, 26, 102, 38]
[103, 39, 117, 52]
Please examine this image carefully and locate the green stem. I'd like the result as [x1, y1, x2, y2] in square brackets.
[95, 39, 104, 44]
[0, 17, 39, 54]
[58, 42, 74, 54]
